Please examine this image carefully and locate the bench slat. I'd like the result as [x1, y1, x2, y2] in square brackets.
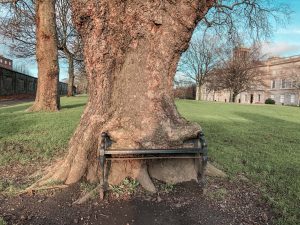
[104, 148, 204, 155]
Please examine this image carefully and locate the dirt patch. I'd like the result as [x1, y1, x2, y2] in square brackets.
[0, 176, 275, 225]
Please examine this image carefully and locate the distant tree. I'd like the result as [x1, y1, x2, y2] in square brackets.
[177, 35, 222, 101]
[177, 0, 290, 101]
[0, 1, 36, 57]
[212, 45, 265, 102]
[28, 0, 60, 111]
[56, 0, 83, 97]
[0, 0, 60, 111]
[199, 0, 291, 43]
[0, 0, 83, 97]
[74, 67, 88, 95]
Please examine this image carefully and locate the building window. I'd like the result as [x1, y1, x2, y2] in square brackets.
[4, 60, 7, 64]
[270, 95, 275, 99]
[8, 62, 11, 65]
[271, 80, 276, 89]
[281, 79, 286, 89]
[258, 94, 261, 102]
[281, 80, 293, 89]
[0, 59, 2, 63]
[291, 94, 295, 103]
[280, 95, 284, 103]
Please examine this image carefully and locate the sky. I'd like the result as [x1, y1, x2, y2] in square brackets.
[261, 0, 300, 57]
[1, 0, 300, 80]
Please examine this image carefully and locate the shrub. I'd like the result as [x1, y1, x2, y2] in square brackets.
[265, 98, 275, 104]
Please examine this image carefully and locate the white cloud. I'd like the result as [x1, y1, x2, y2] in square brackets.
[261, 42, 300, 57]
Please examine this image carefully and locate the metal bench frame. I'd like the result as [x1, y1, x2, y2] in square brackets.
[98, 131, 208, 198]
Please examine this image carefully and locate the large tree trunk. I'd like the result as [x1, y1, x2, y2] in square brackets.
[38, 0, 215, 192]
[28, 0, 60, 112]
[66, 54, 75, 97]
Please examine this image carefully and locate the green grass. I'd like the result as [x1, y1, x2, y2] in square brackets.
[0, 97, 299, 224]
[0, 217, 7, 225]
[176, 100, 300, 225]
[0, 96, 87, 166]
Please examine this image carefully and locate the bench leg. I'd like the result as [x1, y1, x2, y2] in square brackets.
[197, 132, 208, 187]
[99, 154, 106, 199]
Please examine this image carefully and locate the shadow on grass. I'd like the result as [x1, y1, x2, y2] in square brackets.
[0, 104, 32, 114]
[60, 102, 86, 109]
[234, 111, 300, 127]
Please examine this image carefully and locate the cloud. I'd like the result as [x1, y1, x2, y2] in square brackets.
[261, 42, 300, 57]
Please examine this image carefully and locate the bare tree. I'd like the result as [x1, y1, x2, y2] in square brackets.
[1, 0, 60, 111]
[212, 45, 265, 102]
[178, 35, 222, 100]
[0, 1, 36, 57]
[74, 64, 88, 94]
[177, 0, 290, 101]
[56, 0, 83, 97]
[0, 0, 83, 97]
[28, 0, 60, 111]
[200, 0, 291, 42]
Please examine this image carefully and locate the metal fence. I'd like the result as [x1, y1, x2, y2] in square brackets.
[0, 67, 68, 97]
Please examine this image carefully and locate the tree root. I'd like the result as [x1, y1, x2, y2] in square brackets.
[19, 184, 68, 195]
[73, 184, 102, 204]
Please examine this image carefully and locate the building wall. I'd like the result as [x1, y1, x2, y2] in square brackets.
[0, 55, 13, 70]
[0, 67, 68, 98]
[202, 55, 300, 106]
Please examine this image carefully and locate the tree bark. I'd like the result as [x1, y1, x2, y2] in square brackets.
[232, 92, 238, 103]
[196, 84, 202, 101]
[231, 94, 235, 103]
[28, 0, 60, 112]
[66, 54, 75, 97]
[38, 0, 215, 191]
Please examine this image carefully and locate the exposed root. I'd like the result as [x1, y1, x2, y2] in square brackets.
[73, 184, 102, 204]
[133, 164, 156, 193]
[108, 160, 157, 193]
[25, 160, 67, 190]
[19, 184, 68, 195]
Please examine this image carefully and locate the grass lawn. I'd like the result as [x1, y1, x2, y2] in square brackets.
[0, 97, 299, 224]
[0, 96, 86, 165]
[176, 100, 300, 225]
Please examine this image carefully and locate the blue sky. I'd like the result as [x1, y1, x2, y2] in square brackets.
[261, 0, 300, 57]
[1, 0, 300, 80]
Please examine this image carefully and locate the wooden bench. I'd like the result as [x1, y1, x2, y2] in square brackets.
[98, 131, 208, 198]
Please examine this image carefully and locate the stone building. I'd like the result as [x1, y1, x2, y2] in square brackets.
[202, 55, 300, 106]
[0, 55, 13, 70]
